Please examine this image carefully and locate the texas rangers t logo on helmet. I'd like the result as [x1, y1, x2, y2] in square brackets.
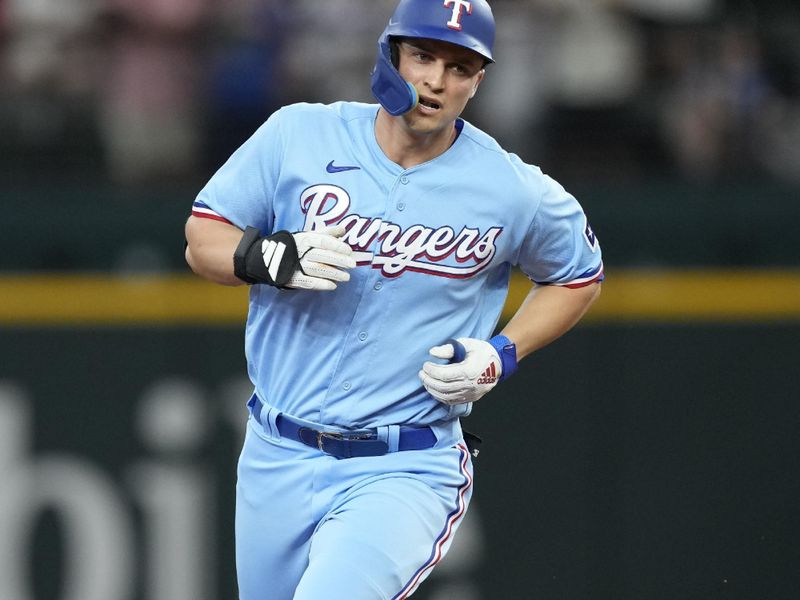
[444, 0, 472, 31]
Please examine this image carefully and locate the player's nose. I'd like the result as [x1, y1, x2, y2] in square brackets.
[423, 63, 446, 92]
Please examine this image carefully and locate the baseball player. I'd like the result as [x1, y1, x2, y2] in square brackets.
[185, 0, 603, 598]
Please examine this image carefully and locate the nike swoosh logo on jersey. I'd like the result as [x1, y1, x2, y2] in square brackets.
[326, 160, 361, 173]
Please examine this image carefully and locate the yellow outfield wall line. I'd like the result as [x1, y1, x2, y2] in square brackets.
[0, 274, 249, 325]
[0, 269, 799, 326]
[582, 269, 800, 322]
[507, 268, 800, 323]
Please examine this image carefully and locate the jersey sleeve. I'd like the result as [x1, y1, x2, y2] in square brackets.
[191, 107, 286, 232]
[517, 174, 604, 288]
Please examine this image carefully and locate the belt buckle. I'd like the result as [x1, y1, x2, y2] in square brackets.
[316, 430, 343, 452]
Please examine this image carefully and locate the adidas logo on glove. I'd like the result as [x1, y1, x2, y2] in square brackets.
[476, 363, 498, 385]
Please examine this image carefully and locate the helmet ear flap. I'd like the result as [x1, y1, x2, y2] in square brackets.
[371, 35, 418, 116]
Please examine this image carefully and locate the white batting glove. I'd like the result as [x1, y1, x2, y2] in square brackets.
[285, 226, 357, 291]
[419, 336, 516, 405]
[234, 225, 356, 290]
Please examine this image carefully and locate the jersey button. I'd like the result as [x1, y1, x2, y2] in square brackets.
[343, 381, 352, 391]
[400, 175, 409, 185]
[373, 281, 383, 291]
[358, 332, 368, 341]
[397, 202, 406, 211]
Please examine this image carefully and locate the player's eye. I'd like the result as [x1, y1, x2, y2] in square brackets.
[450, 62, 475, 77]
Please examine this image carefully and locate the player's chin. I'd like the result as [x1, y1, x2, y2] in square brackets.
[405, 113, 450, 135]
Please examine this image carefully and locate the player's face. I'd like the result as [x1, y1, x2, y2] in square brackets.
[396, 38, 485, 135]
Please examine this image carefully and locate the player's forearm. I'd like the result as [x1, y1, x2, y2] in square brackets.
[500, 282, 601, 360]
[184, 216, 247, 286]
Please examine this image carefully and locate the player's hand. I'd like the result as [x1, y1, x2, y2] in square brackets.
[419, 337, 504, 405]
[234, 225, 356, 290]
[286, 226, 357, 291]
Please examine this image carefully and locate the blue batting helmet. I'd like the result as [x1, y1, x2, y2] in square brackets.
[371, 0, 496, 116]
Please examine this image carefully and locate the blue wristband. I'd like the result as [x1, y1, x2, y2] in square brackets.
[488, 335, 517, 381]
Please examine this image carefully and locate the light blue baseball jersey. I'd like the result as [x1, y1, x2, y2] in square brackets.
[193, 101, 603, 430]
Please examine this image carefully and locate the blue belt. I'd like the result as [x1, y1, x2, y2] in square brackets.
[251, 397, 437, 459]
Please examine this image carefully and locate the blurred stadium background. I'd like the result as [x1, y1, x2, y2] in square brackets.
[1, 0, 799, 599]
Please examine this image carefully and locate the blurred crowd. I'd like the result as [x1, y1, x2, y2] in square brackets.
[0, 0, 799, 186]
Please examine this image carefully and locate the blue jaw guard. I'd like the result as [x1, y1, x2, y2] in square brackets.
[370, 33, 419, 116]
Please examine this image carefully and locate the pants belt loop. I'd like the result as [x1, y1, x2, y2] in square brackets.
[248, 393, 281, 440]
[264, 406, 281, 439]
[376, 425, 400, 453]
[247, 393, 259, 420]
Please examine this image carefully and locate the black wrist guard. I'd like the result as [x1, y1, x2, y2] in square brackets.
[233, 227, 299, 287]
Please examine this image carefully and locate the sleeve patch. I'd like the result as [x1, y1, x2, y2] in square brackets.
[583, 217, 599, 253]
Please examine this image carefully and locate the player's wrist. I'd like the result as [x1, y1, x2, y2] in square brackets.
[488, 334, 517, 381]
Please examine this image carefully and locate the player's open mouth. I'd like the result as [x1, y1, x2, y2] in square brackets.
[418, 98, 441, 111]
